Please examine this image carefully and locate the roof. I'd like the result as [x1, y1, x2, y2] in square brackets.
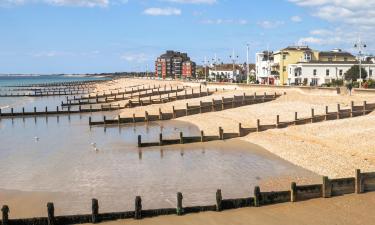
[281, 46, 312, 51]
[296, 60, 374, 65]
[319, 51, 355, 58]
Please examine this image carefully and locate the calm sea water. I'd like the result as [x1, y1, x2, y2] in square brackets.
[0, 76, 320, 216]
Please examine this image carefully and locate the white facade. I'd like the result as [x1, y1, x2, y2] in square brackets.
[288, 62, 375, 86]
[208, 69, 240, 81]
[256, 51, 276, 84]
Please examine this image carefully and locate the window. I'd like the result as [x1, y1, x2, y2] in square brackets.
[328, 57, 333, 62]
[283, 66, 286, 72]
[344, 57, 348, 62]
[313, 69, 317, 76]
[326, 69, 330, 76]
[283, 55, 286, 60]
[304, 53, 312, 61]
[370, 70, 373, 76]
[339, 70, 343, 76]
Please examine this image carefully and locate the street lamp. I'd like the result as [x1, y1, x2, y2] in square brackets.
[246, 44, 250, 84]
[354, 39, 367, 86]
[212, 55, 221, 82]
[229, 49, 239, 82]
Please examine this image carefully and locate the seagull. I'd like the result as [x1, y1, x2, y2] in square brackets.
[91, 142, 97, 148]
[34, 136, 39, 142]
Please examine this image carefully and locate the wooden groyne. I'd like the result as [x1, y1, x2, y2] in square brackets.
[89, 92, 280, 126]
[0, 169, 373, 225]
[137, 101, 375, 147]
[4, 79, 107, 88]
[0, 90, 90, 97]
[61, 86, 188, 106]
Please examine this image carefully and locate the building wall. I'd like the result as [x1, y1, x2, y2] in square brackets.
[288, 63, 375, 86]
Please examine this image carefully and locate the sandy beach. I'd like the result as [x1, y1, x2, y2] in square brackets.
[90, 192, 375, 225]
[97, 78, 375, 178]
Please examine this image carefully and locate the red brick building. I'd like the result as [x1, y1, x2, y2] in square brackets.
[155, 50, 196, 79]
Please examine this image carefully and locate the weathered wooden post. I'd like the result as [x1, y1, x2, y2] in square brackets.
[180, 132, 184, 144]
[311, 108, 315, 123]
[325, 106, 329, 121]
[138, 135, 142, 147]
[206, 88, 209, 96]
[159, 133, 163, 146]
[350, 101, 354, 117]
[135, 196, 142, 220]
[238, 123, 242, 137]
[11, 108, 13, 116]
[254, 186, 261, 207]
[22, 107, 25, 114]
[337, 104, 341, 119]
[221, 97, 225, 110]
[89, 117, 92, 126]
[132, 113, 136, 123]
[159, 108, 163, 120]
[363, 101, 367, 116]
[200, 130, 204, 142]
[212, 99, 215, 112]
[177, 192, 184, 216]
[219, 127, 224, 140]
[257, 119, 260, 132]
[1, 205, 9, 225]
[232, 95, 235, 108]
[199, 101, 202, 114]
[47, 202, 55, 225]
[291, 182, 297, 202]
[216, 189, 222, 212]
[322, 176, 332, 198]
[34, 106, 36, 113]
[92, 198, 99, 223]
[186, 103, 189, 116]
[172, 106, 176, 118]
[254, 92, 257, 101]
[355, 169, 363, 194]
[242, 93, 246, 105]
[276, 115, 280, 128]
[263, 92, 266, 102]
[184, 90, 187, 99]
[103, 116, 106, 125]
[145, 111, 149, 122]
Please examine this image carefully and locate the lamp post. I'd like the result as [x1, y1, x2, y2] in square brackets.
[229, 49, 239, 83]
[354, 39, 367, 87]
[212, 54, 221, 82]
[246, 44, 250, 84]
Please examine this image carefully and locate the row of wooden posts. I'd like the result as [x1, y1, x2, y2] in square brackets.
[89, 92, 280, 126]
[137, 100, 374, 147]
[0, 169, 373, 225]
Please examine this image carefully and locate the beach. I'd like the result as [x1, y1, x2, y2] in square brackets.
[96, 78, 375, 178]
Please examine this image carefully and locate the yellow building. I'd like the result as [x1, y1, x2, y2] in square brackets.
[318, 49, 356, 62]
[272, 46, 319, 85]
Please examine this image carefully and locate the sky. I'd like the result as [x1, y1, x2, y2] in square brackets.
[0, 0, 375, 74]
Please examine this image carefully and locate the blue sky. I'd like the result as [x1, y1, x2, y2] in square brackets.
[0, 0, 374, 74]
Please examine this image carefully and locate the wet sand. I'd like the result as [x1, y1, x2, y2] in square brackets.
[101, 78, 375, 178]
[93, 192, 375, 225]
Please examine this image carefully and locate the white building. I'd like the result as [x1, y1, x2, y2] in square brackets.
[208, 64, 242, 81]
[255, 51, 275, 84]
[288, 61, 375, 86]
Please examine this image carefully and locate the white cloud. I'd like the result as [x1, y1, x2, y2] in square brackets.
[257, 20, 284, 29]
[143, 7, 181, 16]
[291, 15, 302, 22]
[163, 0, 216, 3]
[120, 53, 148, 63]
[201, 18, 248, 25]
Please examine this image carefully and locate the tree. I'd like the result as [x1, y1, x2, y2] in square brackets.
[344, 65, 368, 81]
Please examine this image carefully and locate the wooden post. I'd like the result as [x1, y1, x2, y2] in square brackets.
[92, 199, 99, 223]
[1, 205, 9, 225]
[34, 107, 36, 113]
[363, 101, 367, 116]
[337, 104, 341, 119]
[199, 101, 202, 113]
[89, 117, 92, 126]
[159, 133, 163, 146]
[180, 132, 184, 144]
[291, 182, 297, 202]
[22, 107, 25, 114]
[206, 88, 209, 96]
[145, 111, 149, 122]
[325, 106, 329, 121]
[242, 93, 246, 105]
[200, 130, 204, 142]
[351, 101, 354, 117]
[257, 119, 260, 132]
[311, 108, 315, 123]
[11, 108, 13, 116]
[47, 202, 55, 225]
[355, 169, 363, 194]
[322, 176, 332, 198]
[212, 99, 215, 111]
[133, 113, 136, 123]
[103, 116, 106, 125]
[276, 115, 280, 128]
[172, 106, 176, 118]
[232, 95, 235, 108]
[159, 108, 163, 120]
[218, 127, 224, 140]
[263, 92, 266, 102]
[238, 123, 242, 137]
[177, 192, 183, 216]
[254, 186, 260, 207]
[216, 189, 222, 212]
[221, 97, 225, 110]
[138, 135, 142, 147]
[135, 196, 142, 220]
[186, 103, 189, 116]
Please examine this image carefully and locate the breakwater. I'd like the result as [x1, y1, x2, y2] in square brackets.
[137, 101, 375, 147]
[0, 169, 373, 225]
